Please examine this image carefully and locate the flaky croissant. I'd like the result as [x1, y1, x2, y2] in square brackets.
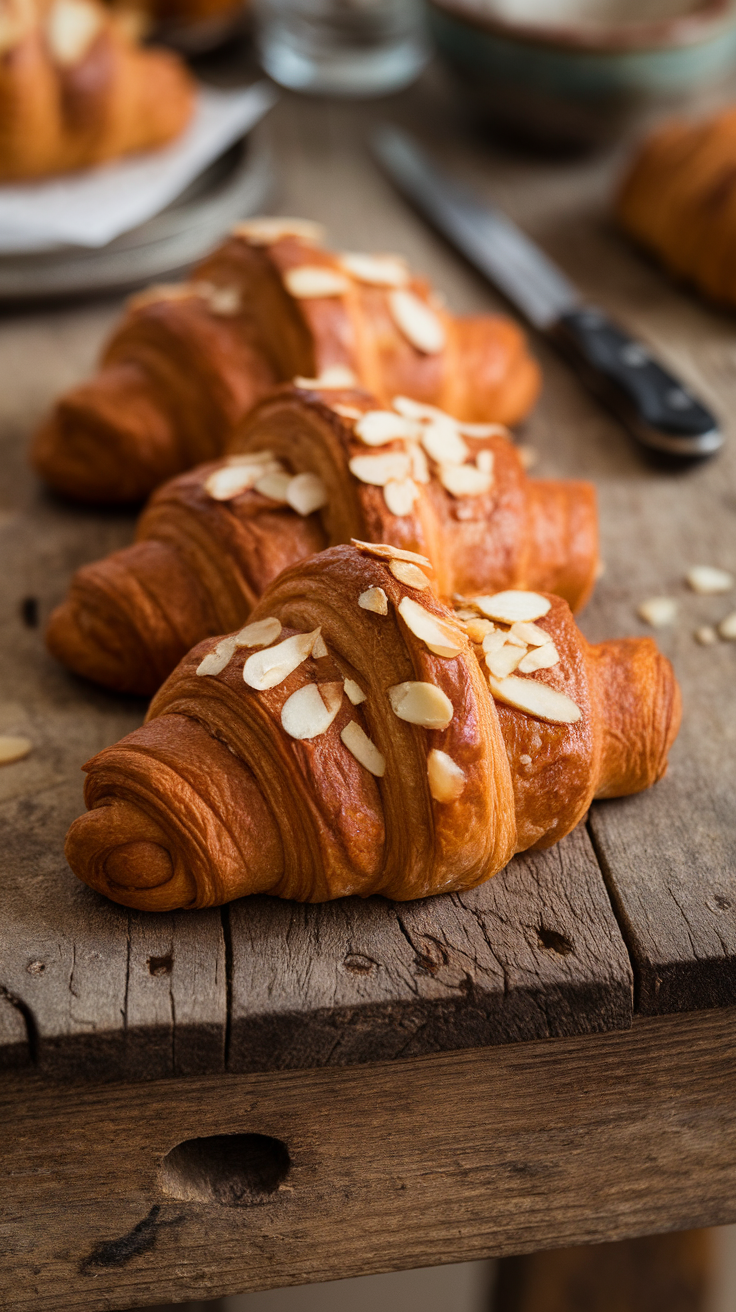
[617, 106, 736, 305]
[47, 384, 598, 695]
[65, 541, 680, 911]
[32, 219, 541, 504]
[0, 0, 194, 181]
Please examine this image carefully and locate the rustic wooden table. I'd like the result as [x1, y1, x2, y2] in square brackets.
[1, 66, 736, 1312]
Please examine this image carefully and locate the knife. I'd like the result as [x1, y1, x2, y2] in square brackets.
[371, 125, 722, 460]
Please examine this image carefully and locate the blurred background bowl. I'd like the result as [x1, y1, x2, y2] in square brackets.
[426, 0, 736, 150]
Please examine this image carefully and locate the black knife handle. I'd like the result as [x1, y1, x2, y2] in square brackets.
[549, 308, 722, 459]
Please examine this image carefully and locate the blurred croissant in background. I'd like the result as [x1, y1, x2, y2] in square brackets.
[0, 0, 195, 180]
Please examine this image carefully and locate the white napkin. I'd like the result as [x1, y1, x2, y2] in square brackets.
[0, 81, 277, 254]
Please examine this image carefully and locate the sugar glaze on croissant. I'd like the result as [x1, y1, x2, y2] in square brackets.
[47, 385, 598, 695]
[32, 220, 541, 503]
[65, 542, 680, 911]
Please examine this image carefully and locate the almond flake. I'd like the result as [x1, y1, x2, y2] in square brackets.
[438, 464, 494, 498]
[350, 539, 432, 569]
[384, 479, 418, 517]
[293, 365, 357, 389]
[332, 403, 363, 421]
[47, 0, 102, 65]
[196, 617, 283, 677]
[489, 675, 581, 724]
[686, 565, 734, 595]
[355, 410, 417, 446]
[398, 596, 463, 658]
[255, 470, 292, 503]
[421, 420, 469, 467]
[476, 449, 494, 476]
[243, 629, 321, 690]
[694, 625, 718, 646]
[281, 682, 342, 740]
[233, 217, 325, 246]
[339, 253, 409, 287]
[427, 749, 466, 802]
[474, 591, 551, 623]
[287, 472, 329, 516]
[388, 681, 453, 730]
[389, 559, 432, 591]
[349, 452, 411, 487]
[358, 587, 388, 615]
[389, 290, 446, 355]
[311, 633, 328, 658]
[128, 283, 197, 312]
[408, 443, 430, 484]
[518, 446, 539, 471]
[392, 396, 452, 423]
[284, 266, 350, 299]
[482, 629, 507, 655]
[463, 618, 496, 643]
[637, 597, 677, 628]
[457, 421, 509, 439]
[344, 678, 367, 705]
[202, 284, 241, 317]
[341, 721, 386, 776]
[718, 611, 736, 640]
[205, 458, 282, 501]
[0, 735, 32, 765]
[509, 620, 549, 647]
[486, 645, 525, 678]
[518, 642, 559, 673]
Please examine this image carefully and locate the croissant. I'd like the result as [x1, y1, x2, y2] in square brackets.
[616, 106, 736, 305]
[65, 540, 680, 911]
[0, 0, 194, 181]
[46, 384, 598, 695]
[32, 219, 541, 503]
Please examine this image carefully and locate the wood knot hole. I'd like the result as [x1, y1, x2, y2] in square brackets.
[414, 935, 448, 974]
[537, 927, 573, 956]
[713, 895, 732, 911]
[160, 1134, 291, 1207]
[343, 953, 377, 975]
[148, 954, 173, 977]
[26, 960, 45, 975]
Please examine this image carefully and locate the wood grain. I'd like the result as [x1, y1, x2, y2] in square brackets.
[1, 1009, 735, 1312]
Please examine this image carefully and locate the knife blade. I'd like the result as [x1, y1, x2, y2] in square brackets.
[372, 125, 722, 460]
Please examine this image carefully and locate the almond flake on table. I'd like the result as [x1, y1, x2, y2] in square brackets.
[518, 642, 559, 673]
[509, 620, 549, 647]
[344, 678, 367, 705]
[341, 721, 386, 776]
[339, 253, 409, 287]
[243, 628, 321, 690]
[358, 586, 388, 615]
[388, 290, 446, 355]
[438, 464, 494, 498]
[420, 420, 469, 466]
[355, 410, 417, 446]
[196, 617, 282, 676]
[486, 645, 525, 678]
[474, 591, 551, 624]
[489, 675, 582, 724]
[637, 597, 677, 628]
[281, 682, 343, 740]
[383, 478, 418, 517]
[694, 625, 718, 646]
[0, 735, 32, 766]
[351, 539, 433, 569]
[293, 365, 357, 389]
[389, 559, 432, 590]
[388, 681, 454, 729]
[286, 472, 328, 516]
[234, 217, 325, 245]
[255, 470, 292, 503]
[427, 749, 466, 802]
[283, 266, 350, 299]
[686, 565, 735, 594]
[718, 611, 736, 640]
[348, 452, 411, 487]
[398, 597, 463, 658]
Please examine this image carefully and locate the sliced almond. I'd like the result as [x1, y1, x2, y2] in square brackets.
[287, 472, 329, 516]
[196, 618, 282, 677]
[281, 681, 342, 740]
[351, 539, 433, 569]
[463, 617, 496, 643]
[311, 632, 328, 658]
[474, 591, 551, 624]
[0, 735, 32, 766]
[518, 446, 539, 471]
[505, 631, 527, 649]
[332, 403, 363, 421]
[398, 596, 463, 658]
[694, 625, 718, 646]
[686, 565, 734, 595]
[392, 396, 452, 423]
[486, 645, 525, 678]
[127, 283, 196, 313]
[355, 410, 417, 446]
[476, 449, 494, 476]
[421, 420, 469, 467]
[223, 450, 277, 468]
[339, 253, 409, 287]
[388, 290, 446, 355]
[457, 421, 509, 439]
[718, 611, 736, 640]
[341, 721, 386, 776]
[427, 749, 466, 803]
[384, 478, 418, 517]
[489, 675, 581, 724]
[408, 442, 430, 484]
[243, 629, 321, 690]
[255, 470, 292, 503]
[205, 285, 241, 317]
[637, 597, 677, 628]
[509, 620, 549, 647]
[344, 678, 367, 705]
[358, 586, 388, 615]
[204, 459, 282, 501]
[388, 681, 454, 730]
[518, 642, 559, 673]
[46, 0, 102, 66]
[293, 364, 357, 389]
[233, 217, 325, 246]
[349, 452, 411, 487]
[438, 464, 494, 498]
[284, 266, 350, 299]
[389, 559, 432, 591]
[482, 629, 508, 656]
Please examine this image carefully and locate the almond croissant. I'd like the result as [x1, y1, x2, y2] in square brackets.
[0, 0, 194, 181]
[32, 220, 541, 504]
[617, 106, 736, 305]
[47, 384, 598, 695]
[65, 541, 680, 911]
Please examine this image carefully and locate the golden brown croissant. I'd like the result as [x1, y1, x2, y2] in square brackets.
[65, 541, 680, 911]
[617, 106, 736, 305]
[47, 384, 598, 695]
[32, 220, 541, 503]
[0, 0, 194, 181]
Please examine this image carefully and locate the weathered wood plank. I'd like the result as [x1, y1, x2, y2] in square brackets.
[227, 826, 632, 1072]
[2, 1009, 736, 1312]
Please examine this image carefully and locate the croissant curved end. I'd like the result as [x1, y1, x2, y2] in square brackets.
[65, 801, 198, 911]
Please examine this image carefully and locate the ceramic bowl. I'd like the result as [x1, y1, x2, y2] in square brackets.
[426, 0, 736, 149]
